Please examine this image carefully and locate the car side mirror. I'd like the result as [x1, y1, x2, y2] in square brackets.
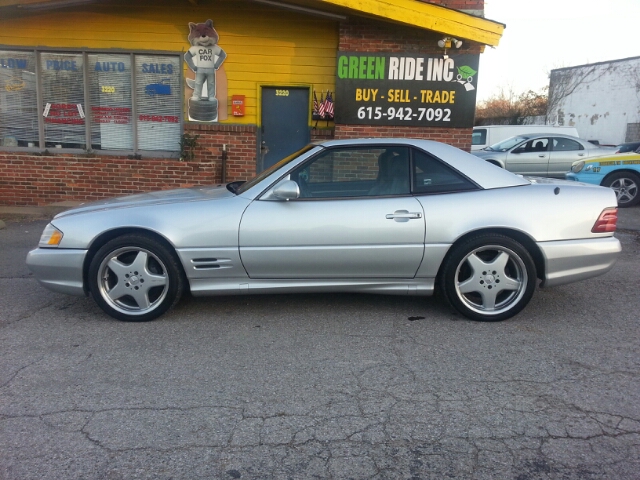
[272, 180, 300, 201]
[512, 147, 524, 154]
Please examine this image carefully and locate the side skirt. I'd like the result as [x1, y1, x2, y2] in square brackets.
[189, 278, 435, 297]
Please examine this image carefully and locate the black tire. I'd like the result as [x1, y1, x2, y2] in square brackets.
[188, 98, 218, 121]
[439, 234, 537, 322]
[88, 234, 184, 322]
[602, 171, 640, 208]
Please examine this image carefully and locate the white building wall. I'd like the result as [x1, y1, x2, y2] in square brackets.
[548, 56, 640, 145]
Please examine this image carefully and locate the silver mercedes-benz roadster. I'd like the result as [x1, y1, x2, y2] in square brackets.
[27, 138, 621, 322]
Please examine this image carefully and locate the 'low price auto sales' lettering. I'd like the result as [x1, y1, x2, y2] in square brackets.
[335, 52, 479, 128]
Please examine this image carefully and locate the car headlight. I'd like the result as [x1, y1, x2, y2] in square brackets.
[38, 223, 64, 247]
[571, 161, 585, 173]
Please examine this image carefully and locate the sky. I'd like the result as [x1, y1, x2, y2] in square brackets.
[476, 0, 640, 102]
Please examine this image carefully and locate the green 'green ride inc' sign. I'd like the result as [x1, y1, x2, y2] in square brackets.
[335, 52, 479, 128]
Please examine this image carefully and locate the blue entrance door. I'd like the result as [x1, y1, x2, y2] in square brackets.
[260, 87, 310, 171]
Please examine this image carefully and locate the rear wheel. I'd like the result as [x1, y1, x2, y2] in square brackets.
[440, 234, 537, 322]
[603, 171, 640, 207]
[88, 234, 184, 322]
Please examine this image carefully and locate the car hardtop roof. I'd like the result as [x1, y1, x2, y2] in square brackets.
[502, 133, 583, 140]
[319, 137, 437, 147]
[314, 138, 530, 190]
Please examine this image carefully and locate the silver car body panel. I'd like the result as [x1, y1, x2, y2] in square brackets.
[25, 248, 86, 295]
[538, 237, 621, 287]
[50, 191, 251, 250]
[189, 278, 434, 296]
[417, 180, 614, 244]
[239, 196, 426, 278]
[26, 138, 621, 302]
[175, 247, 248, 281]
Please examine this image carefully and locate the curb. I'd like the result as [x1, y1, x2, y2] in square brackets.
[0, 202, 82, 223]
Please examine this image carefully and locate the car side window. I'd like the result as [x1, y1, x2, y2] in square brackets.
[516, 138, 549, 153]
[412, 149, 477, 194]
[472, 129, 487, 146]
[552, 138, 583, 151]
[290, 146, 410, 198]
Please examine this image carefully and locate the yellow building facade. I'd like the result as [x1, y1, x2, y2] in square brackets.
[0, 0, 503, 205]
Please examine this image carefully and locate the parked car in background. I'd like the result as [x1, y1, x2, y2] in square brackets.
[612, 141, 640, 154]
[567, 152, 640, 207]
[471, 125, 579, 151]
[27, 139, 621, 323]
[472, 134, 612, 177]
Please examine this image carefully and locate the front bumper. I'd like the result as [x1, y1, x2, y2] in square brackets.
[538, 236, 621, 287]
[26, 248, 88, 296]
[565, 172, 604, 185]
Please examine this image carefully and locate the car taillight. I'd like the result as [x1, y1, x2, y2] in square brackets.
[592, 208, 618, 233]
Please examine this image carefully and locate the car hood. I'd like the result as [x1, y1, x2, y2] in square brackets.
[472, 149, 505, 158]
[54, 185, 235, 219]
[582, 152, 640, 164]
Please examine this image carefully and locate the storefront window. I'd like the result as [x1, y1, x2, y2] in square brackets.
[135, 55, 181, 151]
[0, 50, 38, 147]
[41, 52, 86, 148]
[0, 49, 181, 153]
[88, 53, 133, 150]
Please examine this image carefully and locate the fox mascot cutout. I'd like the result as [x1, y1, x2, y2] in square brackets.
[184, 20, 227, 121]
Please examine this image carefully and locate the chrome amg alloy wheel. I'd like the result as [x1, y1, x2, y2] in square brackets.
[440, 234, 537, 322]
[88, 234, 184, 321]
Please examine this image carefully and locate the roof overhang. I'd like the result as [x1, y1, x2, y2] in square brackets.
[310, 0, 504, 46]
[0, 0, 504, 47]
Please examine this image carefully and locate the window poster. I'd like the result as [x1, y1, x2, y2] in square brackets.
[183, 19, 228, 122]
[0, 51, 38, 147]
[135, 55, 181, 151]
[88, 53, 133, 150]
[41, 52, 86, 148]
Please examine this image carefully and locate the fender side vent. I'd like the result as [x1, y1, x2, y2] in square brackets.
[191, 258, 232, 270]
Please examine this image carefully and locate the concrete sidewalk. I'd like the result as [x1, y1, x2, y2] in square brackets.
[0, 201, 82, 229]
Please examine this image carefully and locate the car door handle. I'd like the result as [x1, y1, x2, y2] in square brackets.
[386, 210, 422, 222]
[578, 153, 585, 156]
[538, 154, 546, 158]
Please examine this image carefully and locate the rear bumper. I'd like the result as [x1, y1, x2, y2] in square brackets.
[538, 236, 621, 287]
[26, 248, 87, 296]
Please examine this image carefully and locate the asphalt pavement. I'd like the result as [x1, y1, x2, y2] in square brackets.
[0, 210, 639, 479]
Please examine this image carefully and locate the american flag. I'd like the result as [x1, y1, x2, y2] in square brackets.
[317, 92, 327, 118]
[323, 91, 334, 119]
[313, 91, 319, 117]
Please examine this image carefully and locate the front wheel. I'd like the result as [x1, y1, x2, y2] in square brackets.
[439, 234, 537, 322]
[88, 234, 184, 322]
[602, 171, 640, 207]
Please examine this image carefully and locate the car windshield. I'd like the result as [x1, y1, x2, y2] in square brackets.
[487, 135, 531, 152]
[235, 144, 317, 194]
[617, 143, 640, 153]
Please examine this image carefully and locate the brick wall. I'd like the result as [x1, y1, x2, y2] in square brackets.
[0, 123, 257, 207]
[0, 154, 217, 207]
[334, 125, 472, 150]
[186, 123, 257, 180]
